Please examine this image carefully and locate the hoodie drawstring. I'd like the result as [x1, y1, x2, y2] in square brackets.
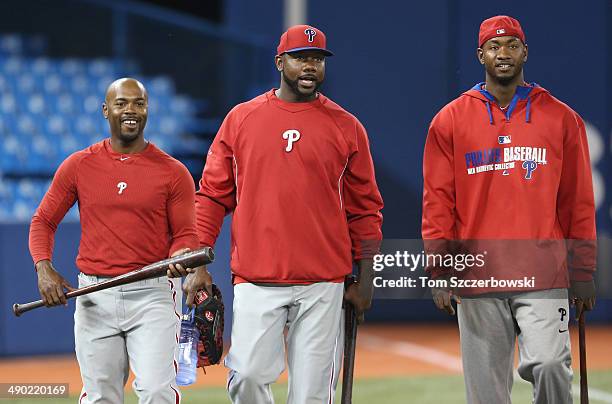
[525, 96, 531, 123]
[485, 101, 493, 125]
[472, 82, 538, 125]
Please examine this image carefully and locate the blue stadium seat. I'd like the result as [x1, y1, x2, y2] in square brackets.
[88, 59, 115, 77]
[47, 115, 68, 135]
[159, 116, 180, 137]
[58, 133, 85, 155]
[43, 73, 65, 94]
[0, 74, 12, 92]
[16, 115, 41, 136]
[1, 143, 26, 172]
[147, 97, 161, 114]
[52, 93, 78, 114]
[17, 178, 40, 200]
[148, 76, 175, 96]
[31, 57, 55, 76]
[96, 76, 114, 94]
[0, 35, 23, 56]
[72, 115, 97, 136]
[2, 56, 25, 77]
[70, 74, 93, 95]
[60, 58, 87, 75]
[16, 73, 37, 93]
[27, 93, 47, 115]
[12, 199, 37, 221]
[0, 93, 17, 114]
[170, 95, 195, 115]
[82, 94, 100, 114]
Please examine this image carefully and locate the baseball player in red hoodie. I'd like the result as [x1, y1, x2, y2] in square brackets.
[184, 25, 383, 403]
[422, 16, 596, 404]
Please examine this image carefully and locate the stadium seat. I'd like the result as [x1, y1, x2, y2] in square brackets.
[1, 94, 17, 114]
[43, 74, 64, 94]
[0, 35, 23, 56]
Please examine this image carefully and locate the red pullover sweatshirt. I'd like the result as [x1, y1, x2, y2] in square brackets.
[29, 139, 199, 276]
[195, 89, 384, 284]
[422, 83, 596, 294]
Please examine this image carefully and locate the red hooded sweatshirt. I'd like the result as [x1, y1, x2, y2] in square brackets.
[422, 83, 596, 294]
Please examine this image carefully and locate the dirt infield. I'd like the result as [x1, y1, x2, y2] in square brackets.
[0, 324, 610, 392]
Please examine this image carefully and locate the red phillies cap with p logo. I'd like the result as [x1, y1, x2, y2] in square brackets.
[277, 25, 333, 56]
[478, 15, 526, 47]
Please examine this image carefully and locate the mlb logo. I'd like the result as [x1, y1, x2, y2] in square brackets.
[496, 29, 506, 34]
[205, 311, 215, 322]
[498, 135, 511, 144]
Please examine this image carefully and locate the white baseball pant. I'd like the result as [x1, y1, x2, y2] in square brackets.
[226, 282, 344, 404]
[74, 273, 182, 404]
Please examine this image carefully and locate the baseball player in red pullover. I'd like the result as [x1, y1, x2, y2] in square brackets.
[184, 25, 383, 404]
[422, 16, 596, 404]
[29, 78, 199, 403]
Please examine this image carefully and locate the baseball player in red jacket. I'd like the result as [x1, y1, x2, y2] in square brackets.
[422, 16, 596, 404]
[185, 25, 383, 404]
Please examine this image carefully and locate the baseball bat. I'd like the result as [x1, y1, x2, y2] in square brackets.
[13, 247, 214, 317]
[341, 275, 358, 404]
[579, 310, 589, 404]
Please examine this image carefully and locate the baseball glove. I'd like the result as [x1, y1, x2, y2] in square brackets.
[193, 284, 224, 368]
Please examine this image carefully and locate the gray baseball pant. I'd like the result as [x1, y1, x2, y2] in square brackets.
[74, 273, 182, 404]
[225, 282, 344, 404]
[457, 288, 572, 404]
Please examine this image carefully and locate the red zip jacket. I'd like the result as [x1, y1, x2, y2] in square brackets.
[29, 139, 199, 276]
[422, 83, 596, 294]
[196, 89, 383, 284]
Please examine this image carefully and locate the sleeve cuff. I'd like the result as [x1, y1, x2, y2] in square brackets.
[169, 238, 199, 257]
[32, 256, 51, 268]
[198, 236, 216, 249]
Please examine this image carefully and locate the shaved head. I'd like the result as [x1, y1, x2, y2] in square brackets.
[105, 78, 148, 103]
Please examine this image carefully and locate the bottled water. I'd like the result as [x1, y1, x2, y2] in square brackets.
[176, 309, 199, 386]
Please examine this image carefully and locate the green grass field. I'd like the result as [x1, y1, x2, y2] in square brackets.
[6, 371, 612, 403]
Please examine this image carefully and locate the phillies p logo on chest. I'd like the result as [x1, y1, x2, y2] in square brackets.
[282, 129, 301, 152]
[522, 160, 537, 180]
[117, 181, 127, 194]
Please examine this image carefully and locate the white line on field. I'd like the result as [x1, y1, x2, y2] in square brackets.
[360, 333, 612, 403]
[359, 334, 463, 372]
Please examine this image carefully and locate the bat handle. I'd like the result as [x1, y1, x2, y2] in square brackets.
[579, 311, 588, 404]
[13, 300, 45, 317]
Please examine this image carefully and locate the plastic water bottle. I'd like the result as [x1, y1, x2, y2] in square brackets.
[176, 309, 200, 386]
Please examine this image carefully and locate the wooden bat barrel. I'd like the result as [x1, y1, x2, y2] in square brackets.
[13, 247, 214, 317]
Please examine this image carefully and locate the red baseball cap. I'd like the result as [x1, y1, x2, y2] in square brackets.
[277, 25, 333, 56]
[478, 15, 526, 47]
